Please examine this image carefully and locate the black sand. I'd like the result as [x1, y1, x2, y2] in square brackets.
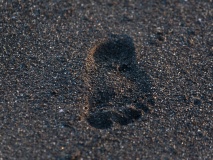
[0, 0, 212, 159]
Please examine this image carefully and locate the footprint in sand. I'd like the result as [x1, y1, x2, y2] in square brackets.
[84, 34, 154, 129]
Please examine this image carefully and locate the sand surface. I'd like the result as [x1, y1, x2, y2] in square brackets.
[0, 0, 212, 159]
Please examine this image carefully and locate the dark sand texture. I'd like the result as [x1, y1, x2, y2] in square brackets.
[1, 0, 212, 159]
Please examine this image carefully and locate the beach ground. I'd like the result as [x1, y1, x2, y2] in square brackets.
[0, 0, 212, 159]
